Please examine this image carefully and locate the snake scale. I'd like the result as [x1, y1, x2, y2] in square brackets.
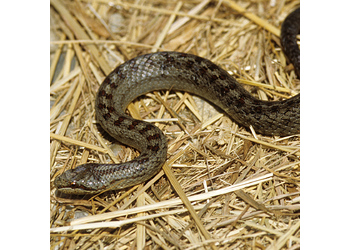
[55, 8, 300, 195]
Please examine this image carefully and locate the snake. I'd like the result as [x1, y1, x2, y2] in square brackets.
[54, 8, 300, 195]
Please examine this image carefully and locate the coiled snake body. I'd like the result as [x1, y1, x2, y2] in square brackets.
[55, 8, 300, 195]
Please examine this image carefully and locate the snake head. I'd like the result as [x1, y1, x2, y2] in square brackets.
[54, 163, 103, 195]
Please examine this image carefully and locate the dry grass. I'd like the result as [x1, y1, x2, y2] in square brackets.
[50, 0, 300, 249]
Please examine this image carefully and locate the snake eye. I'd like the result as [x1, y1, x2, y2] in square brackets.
[71, 181, 77, 187]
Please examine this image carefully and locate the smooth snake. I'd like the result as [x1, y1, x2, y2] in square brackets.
[55, 8, 300, 195]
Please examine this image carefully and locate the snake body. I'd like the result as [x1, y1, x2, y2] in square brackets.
[55, 8, 300, 195]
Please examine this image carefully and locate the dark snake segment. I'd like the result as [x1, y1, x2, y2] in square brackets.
[54, 8, 300, 195]
[281, 8, 300, 78]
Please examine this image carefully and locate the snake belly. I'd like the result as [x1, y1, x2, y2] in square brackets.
[54, 8, 300, 195]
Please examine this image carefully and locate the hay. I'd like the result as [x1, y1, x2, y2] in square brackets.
[50, 0, 300, 249]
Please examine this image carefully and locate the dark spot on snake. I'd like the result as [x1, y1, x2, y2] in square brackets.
[147, 134, 161, 141]
[147, 145, 159, 151]
[128, 121, 141, 130]
[199, 67, 206, 75]
[139, 124, 153, 134]
[114, 117, 125, 126]
[195, 57, 203, 64]
[103, 77, 111, 85]
[270, 105, 279, 113]
[236, 97, 245, 108]
[208, 64, 218, 71]
[228, 83, 236, 90]
[106, 94, 113, 99]
[219, 75, 227, 80]
[160, 64, 168, 71]
[118, 72, 126, 79]
[99, 90, 106, 96]
[132, 120, 141, 126]
[131, 65, 138, 71]
[108, 106, 115, 112]
[210, 74, 218, 81]
[175, 61, 182, 68]
[103, 113, 111, 120]
[167, 56, 175, 63]
[110, 82, 117, 88]
[97, 103, 106, 109]
[185, 60, 194, 68]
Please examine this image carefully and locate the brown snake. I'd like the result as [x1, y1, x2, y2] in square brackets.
[55, 8, 300, 195]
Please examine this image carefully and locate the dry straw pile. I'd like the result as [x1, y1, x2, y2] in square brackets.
[50, 0, 300, 249]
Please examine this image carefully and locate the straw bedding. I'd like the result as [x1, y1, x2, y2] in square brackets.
[50, 0, 300, 249]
